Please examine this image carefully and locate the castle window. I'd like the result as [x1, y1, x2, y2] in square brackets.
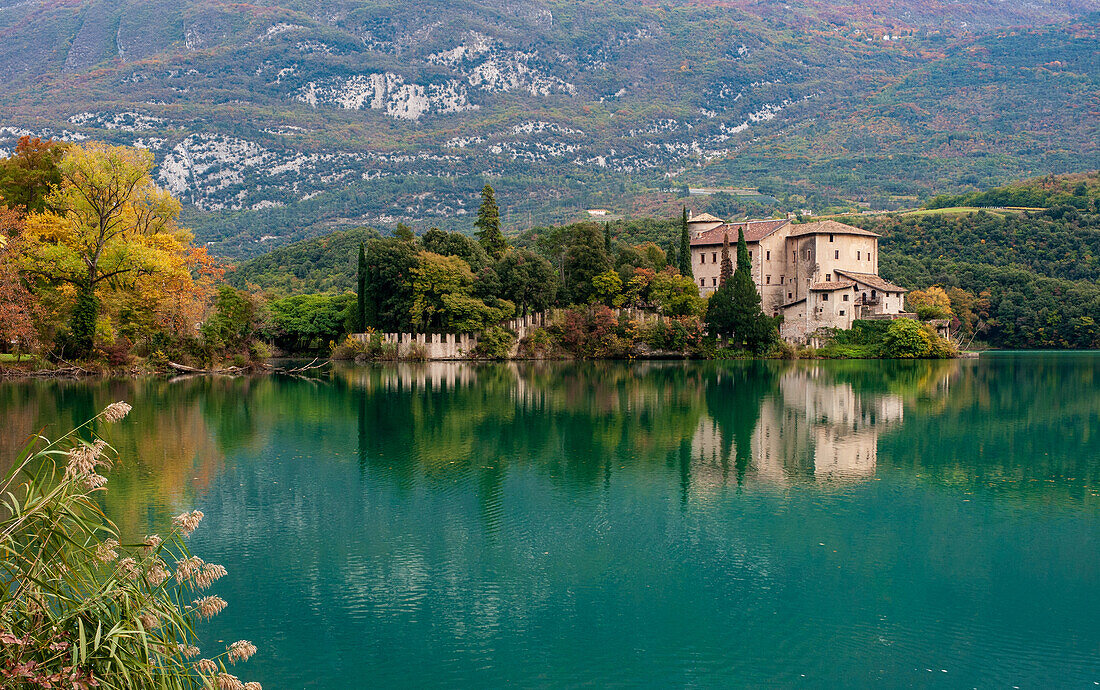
[839, 310, 845, 316]
[780, 275, 784, 284]
[829, 234, 835, 242]
[868, 251, 872, 261]
[834, 250, 839, 259]
[793, 251, 797, 262]
[857, 251, 861, 260]
[749, 251, 753, 260]
[804, 249, 810, 260]
[843, 294, 849, 301]
[825, 274, 831, 282]
[700, 253, 705, 264]
[822, 293, 829, 301]
[712, 277, 717, 286]
[766, 250, 771, 260]
[766, 275, 771, 284]
[712, 252, 717, 262]
[788, 292, 793, 299]
[700, 278, 705, 287]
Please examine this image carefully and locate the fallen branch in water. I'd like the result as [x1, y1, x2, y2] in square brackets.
[166, 361, 247, 375]
[264, 357, 329, 374]
[0, 364, 92, 378]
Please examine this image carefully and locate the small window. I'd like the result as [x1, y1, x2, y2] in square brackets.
[788, 292, 793, 299]
[712, 277, 717, 286]
[843, 294, 849, 301]
[834, 250, 839, 260]
[780, 275, 784, 284]
[839, 309, 845, 316]
[822, 293, 829, 302]
[766, 275, 771, 284]
[804, 249, 810, 260]
[825, 274, 831, 282]
[700, 253, 705, 264]
[792, 251, 797, 261]
[700, 278, 705, 286]
[766, 250, 771, 260]
[829, 234, 835, 242]
[749, 251, 753, 260]
[857, 250, 861, 260]
[868, 251, 872, 261]
[712, 252, 717, 262]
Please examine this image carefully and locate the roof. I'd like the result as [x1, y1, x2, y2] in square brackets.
[809, 279, 857, 291]
[691, 219, 790, 246]
[835, 270, 908, 293]
[688, 212, 724, 223]
[787, 219, 880, 238]
[780, 297, 807, 310]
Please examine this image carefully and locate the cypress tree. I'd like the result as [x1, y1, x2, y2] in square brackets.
[727, 228, 776, 353]
[719, 232, 733, 285]
[604, 222, 611, 254]
[678, 206, 692, 277]
[474, 184, 507, 258]
[356, 242, 367, 331]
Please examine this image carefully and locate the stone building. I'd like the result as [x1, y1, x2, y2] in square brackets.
[687, 213, 910, 343]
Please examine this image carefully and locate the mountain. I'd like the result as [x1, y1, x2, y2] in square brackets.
[1, 0, 1097, 256]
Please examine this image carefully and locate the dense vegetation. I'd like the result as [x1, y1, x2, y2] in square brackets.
[1, 2, 1095, 254]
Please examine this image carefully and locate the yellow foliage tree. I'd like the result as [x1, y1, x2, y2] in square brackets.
[20, 142, 199, 355]
[906, 286, 953, 320]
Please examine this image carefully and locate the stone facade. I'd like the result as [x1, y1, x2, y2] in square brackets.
[687, 214, 909, 343]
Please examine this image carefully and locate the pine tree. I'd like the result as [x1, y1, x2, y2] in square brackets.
[604, 222, 611, 254]
[356, 242, 367, 331]
[727, 228, 777, 353]
[678, 206, 692, 277]
[719, 232, 733, 285]
[474, 184, 507, 258]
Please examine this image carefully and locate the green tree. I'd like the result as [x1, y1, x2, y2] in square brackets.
[882, 318, 933, 358]
[678, 206, 692, 277]
[393, 223, 415, 242]
[496, 248, 558, 315]
[604, 222, 612, 254]
[474, 184, 507, 258]
[356, 242, 367, 332]
[708, 228, 776, 352]
[364, 238, 419, 332]
[267, 293, 355, 351]
[201, 285, 260, 354]
[592, 269, 624, 306]
[422, 227, 491, 272]
[563, 224, 612, 304]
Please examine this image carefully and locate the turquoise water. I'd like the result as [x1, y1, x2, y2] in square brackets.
[2, 354, 1099, 687]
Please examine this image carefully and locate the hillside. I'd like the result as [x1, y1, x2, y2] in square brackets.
[1, 1, 1098, 256]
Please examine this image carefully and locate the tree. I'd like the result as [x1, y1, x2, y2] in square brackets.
[364, 237, 419, 332]
[393, 223, 416, 242]
[592, 269, 624, 306]
[474, 184, 507, 258]
[0, 210, 42, 355]
[563, 224, 612, 304]
[356, 242, 367, 332]
[604, 222, 612, 254]
[707, 227, 776, 352]
[267, 293, 356, 351]
[409, 252, 477, 331]
[678, 206, 692, 277]
[496, 248, 558, 315]
[0, 136, 65, 212]
[719, 232, 733, 285]
[20, 142, 196, 357]
[907, 286, 952, 320]
[882, 318, 932, 358]
[650, 270, 705, 317]
[201, 285, 260, 354]
[422, 227, 491, 272]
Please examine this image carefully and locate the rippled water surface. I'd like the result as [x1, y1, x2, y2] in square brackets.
[3, 354, 1099, 687]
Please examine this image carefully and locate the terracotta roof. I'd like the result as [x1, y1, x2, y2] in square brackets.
[787, 219, 880, 238]
[809, 279, 857, 291]
[691, 219, 790, 246]
[688, 212, 724, 223]
[835, 270, 908, 293]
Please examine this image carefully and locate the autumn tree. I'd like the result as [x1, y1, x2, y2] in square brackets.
[0, 208, 41, 356]
[907, 286, 953, 320]
[0, 136, 65, 212]
[20, 142, 195, 356]
[474, 184, 507, 258]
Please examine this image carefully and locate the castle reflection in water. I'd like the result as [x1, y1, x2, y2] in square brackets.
[337, 359, 958, 492]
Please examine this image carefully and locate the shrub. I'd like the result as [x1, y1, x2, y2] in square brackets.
[518, 327, 554, 358]
[474, 326, 516, 359]
[882, 318, 932, 358]
[0, 402, 259, 689]
[403, 341, 428, 361]
[330, 335, 367, 360]
[549, 306, 631, 358]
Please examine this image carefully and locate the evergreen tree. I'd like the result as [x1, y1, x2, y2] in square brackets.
[728, 228, 777, 353]
[719, 232, 733, 285]
[678, 206, 692, 277]
[356, 242, 367, 331]
[474, 184, 507, 258]
[604, 222, 612, 254]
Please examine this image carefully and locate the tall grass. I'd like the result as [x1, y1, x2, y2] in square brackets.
[0, 402, 260, 689]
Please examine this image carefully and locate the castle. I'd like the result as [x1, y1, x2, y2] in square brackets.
[686, 212, 912, 343]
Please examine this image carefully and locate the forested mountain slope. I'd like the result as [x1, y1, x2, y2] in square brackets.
[2, 0, 1097, 256]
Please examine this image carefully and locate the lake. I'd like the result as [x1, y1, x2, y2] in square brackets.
[2, 354, 1099, 687]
